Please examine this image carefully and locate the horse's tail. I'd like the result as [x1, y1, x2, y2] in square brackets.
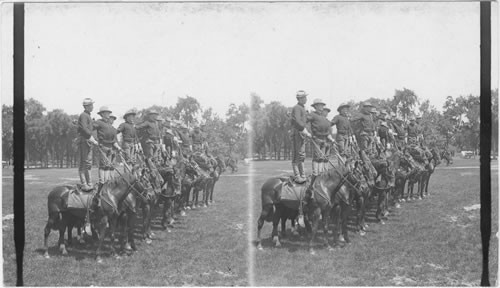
[260, 177, 281, 222]
[262, 203, 275, 222]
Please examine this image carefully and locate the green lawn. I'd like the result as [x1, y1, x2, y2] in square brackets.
[250, 158, 498, 286]
[3, 165, 250, 286]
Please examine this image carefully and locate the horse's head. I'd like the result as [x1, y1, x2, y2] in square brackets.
[216, 155, 227, 173]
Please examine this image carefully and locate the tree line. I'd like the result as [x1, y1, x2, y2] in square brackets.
[249, 88, 499, 160]
[2, 96, 249, 168]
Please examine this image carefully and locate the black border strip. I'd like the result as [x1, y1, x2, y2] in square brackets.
[480, 1, 491, 286]
[13, 2, 25, 287]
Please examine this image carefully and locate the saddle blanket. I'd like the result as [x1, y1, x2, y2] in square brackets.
[279, 178, 309, 202]
[67, 189, 93, 210]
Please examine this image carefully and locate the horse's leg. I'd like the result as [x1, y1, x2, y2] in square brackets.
[341, 202, 351, 244]
[128, 211, 137, 251]
[58, 217, 68, 255]
[309, 207, 321, 255]
[43, 215, 55, 258]
[142, 204, 152, 244]
[256, 215, 266, 250]
[108, 216, 118, 258]
[271, 207, 281, 247]
[280, 214, 287, 238]
[67, 222, 74, 247]
[359, 195, 367, 235]
[95, 216, 108, 263]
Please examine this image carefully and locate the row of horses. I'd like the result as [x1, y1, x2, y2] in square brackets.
[257, 144, 443, 255]
[43, 150, 236, 262]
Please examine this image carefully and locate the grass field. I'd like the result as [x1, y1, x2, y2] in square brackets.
[2, 165, 250, 286]
[250, 158, 498, 286]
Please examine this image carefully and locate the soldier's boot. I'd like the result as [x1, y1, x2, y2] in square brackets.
[79, 170, 90, 191]
[296, 162, 307, 184]
[97, 169, 106, 194]
[84, 170, 93, 190]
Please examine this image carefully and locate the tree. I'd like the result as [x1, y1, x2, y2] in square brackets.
[392, 88, 419, 119]
[173, 96, 201, 127]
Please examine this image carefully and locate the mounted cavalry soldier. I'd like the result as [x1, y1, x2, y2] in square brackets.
[117, 109, 138, 166]
[406, 116, 419, 145]
[177, 122, 192, 157]
[290, 90, 311, 183]
[77, 98, 98, 191]
[136, 109, 162, 162]
[392, 116, 407, 150]
[94, 106, 122, 193]
[308, 98, 335, 181]
[191, 125, 205, 153]
[416, 114, 425, 145]
[351, 102, 376, 158]
[162, 116, 178, 158]
[330, 103, 351, 157]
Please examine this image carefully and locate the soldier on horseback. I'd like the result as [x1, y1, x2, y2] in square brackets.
[93, 106, 123, 193]
[136, 109, 162, 163]
[351, 102, 376, 158]
[308, 99, 335, 182]
[330, 103, 351, 157]
[290, 90, 311, 183]
[406, 116, 419, 145]
[117, 109, 138, 166]
[191, 125, 205, 153]
[77, 98, 98, 191]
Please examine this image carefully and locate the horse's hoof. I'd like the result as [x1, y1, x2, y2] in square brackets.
[360, 230, 366, 236]
[44, 253, 50, 259]
[114, 255, 121, 260]
[180, 211, 187, 217]
[272, 236, 279, 243]
[186, 206, 191, 210]
[168, 219, 175, 225]
[327, 246, 336, 252]
[310, 249, 316, 255]
[202, 204, 207, 208]
[275, 241, 281, 247]
[257, 245, 263, 251]
[401, 198, 406, 202]
[124, 243, 132, 251]
[61, 249, 68, 256]
[145, 238, 152, 245]
[96, 257, 103, 264]
[395, 203, 401, 209]
[339, 235, 345, 243]
[380, 220, 386, 225]
[417, 197, 422, 200]
[364, 223, 369, 229]
[166, 228, 172, 233]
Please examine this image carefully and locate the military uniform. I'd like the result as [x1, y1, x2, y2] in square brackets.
[136, 111, 161, 161]
[351, 103, 375, 155]
[191, 128, 205, 152]
[291, 91, 310, 182]
[77, 98, 97, 190]
[93, 106, 120, 187]
[117, 110, 137, 165]
[177, 125, 192, 157]
[162, 118, 178, 158]
[392, 120, 406, 150]
[406, 121, 419, 145]
[308, 101, 331, 176]
[331, 104, 351, 156]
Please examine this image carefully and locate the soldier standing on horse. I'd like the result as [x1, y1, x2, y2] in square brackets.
[93, 106, 122, 192]
[117, 109, 138, 166]
[392, 116, 407, 150]
[177, 122, 192, 158]
[77, 98, 98, 191]
[290, 90, 312, 183]
[162, 116, 178, 158]
[136, 109, 162, 163]
[308, 99, 335, 180]
[191, 125, 205, 153]
[416, 114, 425, 145]
[351, 102, 376, 158]
[406, 116, 419, 145]
[330, 103, 351, 157]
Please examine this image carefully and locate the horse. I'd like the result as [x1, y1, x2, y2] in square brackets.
[257, 159, 352, 254]
[441, 150, 453, 166]
[226, 156, 238, 173]
[43, 166, 150, 262]
[418, 147, 441, 198]
[345, 159, 371, 235]
[190, 159, 213, 209]
[157, 157, 184, 231]
[204, 155, 226, 205]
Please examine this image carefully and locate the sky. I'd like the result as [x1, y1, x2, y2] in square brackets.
[1, 2, 498, 120]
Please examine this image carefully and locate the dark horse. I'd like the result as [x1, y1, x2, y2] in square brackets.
[225, 156, 238, 173]
[44, 167, 150, 262]
[419, 147, 441, 198]
[157, 157, 184, 231]
[257, 159, 352, 254]
[205, 155, 226, 205]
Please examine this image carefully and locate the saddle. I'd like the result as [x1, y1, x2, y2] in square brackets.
[278, 177, 309, 204]
[62, 187, 95, 219]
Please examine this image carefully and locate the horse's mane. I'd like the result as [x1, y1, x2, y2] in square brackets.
[105, 171, 136, 188]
